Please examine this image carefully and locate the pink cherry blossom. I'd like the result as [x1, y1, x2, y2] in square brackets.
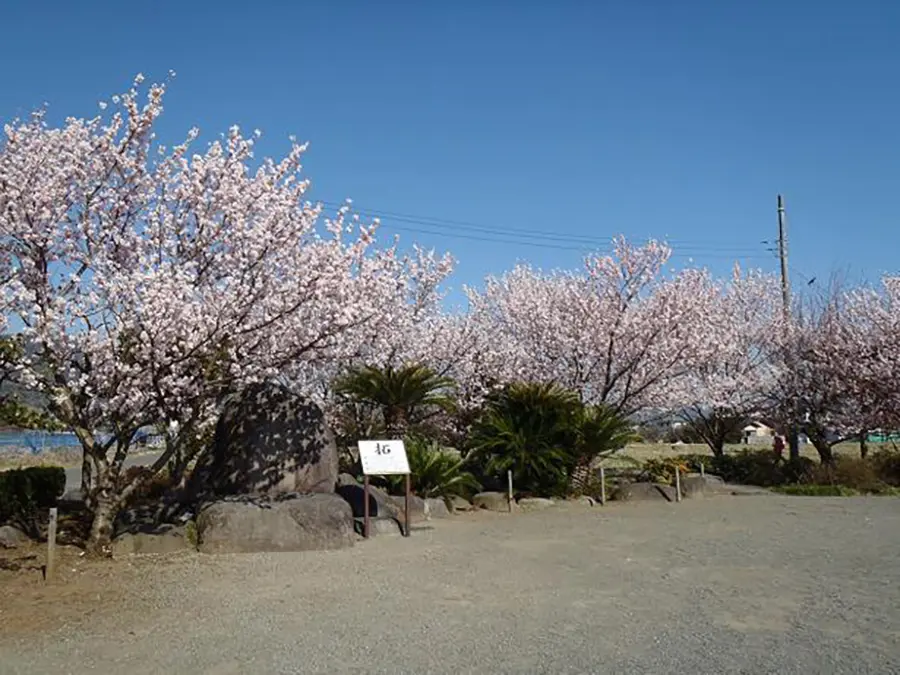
[0, 78, 435, 549]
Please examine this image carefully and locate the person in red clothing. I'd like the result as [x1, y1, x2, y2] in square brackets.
[773, 434, 785, 460]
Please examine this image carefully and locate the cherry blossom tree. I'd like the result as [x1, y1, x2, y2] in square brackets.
[461, 238, 719, 416]
[765, 279, 875, 464]
[806, 276, 900, 457]
[666, 267, 784, 455]
[0, 76, 421, 552]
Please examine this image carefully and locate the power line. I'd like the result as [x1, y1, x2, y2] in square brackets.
[766, 247, 815, 285]
[378, 221, 773, 260]
[316, 199, 768, 254]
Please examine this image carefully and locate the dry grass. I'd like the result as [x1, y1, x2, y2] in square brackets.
[0, 447, 84, 470]
[0, 446, 162, 471]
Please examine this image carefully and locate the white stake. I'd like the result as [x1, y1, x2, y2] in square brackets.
[675, 466, 682, 503]
[46, 507, 58, 582]
[507, 470, 513, 513]
[600, 467, 606, 506]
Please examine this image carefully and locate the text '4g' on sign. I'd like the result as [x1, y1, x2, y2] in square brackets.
[358, 440, 410, 475]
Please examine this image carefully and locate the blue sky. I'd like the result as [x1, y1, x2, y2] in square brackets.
[2, 1, 898, 300]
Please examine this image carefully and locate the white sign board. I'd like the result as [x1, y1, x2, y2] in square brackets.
[358, 440, 410, 475]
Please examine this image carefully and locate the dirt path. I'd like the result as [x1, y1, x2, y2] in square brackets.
[2, 496, 899, 674]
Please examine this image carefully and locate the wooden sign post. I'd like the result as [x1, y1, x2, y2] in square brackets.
[358, 440, 411, 538]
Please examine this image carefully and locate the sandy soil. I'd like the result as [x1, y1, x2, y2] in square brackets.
[1, 494, 899, 674]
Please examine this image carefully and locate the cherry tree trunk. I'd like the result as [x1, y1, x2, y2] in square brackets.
[709, 438, 726, 458]
[80, 456, 93, 505]
[86, 494, 118, 556]
[85, 465, 122, 556]
[812, 440, 835, 465]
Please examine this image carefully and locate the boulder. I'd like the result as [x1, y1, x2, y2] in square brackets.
[189, 382, 338, 499]
[572, 495, 596, 507]
[336, 482, 402, 520]
[473, 491, 516, 512]
[685, 473, 725, 486]
[389, 494, 428, 523]
[610, 482, 676, 502]
[448, 496, 474, 512]
[336, 472, 362, 488]
[112, 525, 191, 556]
[0, 525, 28, 549]
[355, 517, 403, 537]
[424, 497, 451, 518]
[518, 497, 556, 511]
[196, 494, 354, 554]
[680, 475, 724, 499]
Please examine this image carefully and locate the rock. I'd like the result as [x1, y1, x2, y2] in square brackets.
[518, 497, 556, 511]
[389, 494, 428, 523]
[473, 492, 516, 512]
[448, 496, 474, 512]
[686, 472, 725, 484]
[573, 495, 596, 507]
[196, 494, 354, 554]
[189, 381, 338, 499]
[336, 482, 402, 520]
[112, 525, 191, 556]
[354, 517, 403, 537]
[610, 482, 676, 502]
[336, 472, 362, 488]
[680, 475, 721, 499]
[424, 497, 451, 518]
[0, 525, 28, 548]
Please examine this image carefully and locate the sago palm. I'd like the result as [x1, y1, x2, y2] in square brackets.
[334, 364, 456, 437]
[385, 435, 481, 499]
[568, 404, 638, 493]
[468, 382, 580, 496]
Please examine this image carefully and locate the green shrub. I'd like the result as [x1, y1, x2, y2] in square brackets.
[333, 364, 456, 438]
[677, 449, 900, 494]
[569, 404, 638, 492]
[575, 472, 610, 500]
[774, 484, 860, 497]
[800, 456, 900, 494]
[642, 458, 690, 485]
[872, 450, 900, 486]
[468, 382, 579, 497]
[676, 450, 813, 487]
[384, 435, 481, 500]
[676, 454, 714, 473]
[467, 382, 635, 497]
[184, 520, 199, 548]
[0, 466, 66, 537]
[804, 457, 880, 492]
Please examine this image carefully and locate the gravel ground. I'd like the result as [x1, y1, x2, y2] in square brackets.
[2, 495, 899, 674]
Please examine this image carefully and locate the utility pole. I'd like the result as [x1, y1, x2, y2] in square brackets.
[777, 195, 791, 323]
[777, 194, 800, 461]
